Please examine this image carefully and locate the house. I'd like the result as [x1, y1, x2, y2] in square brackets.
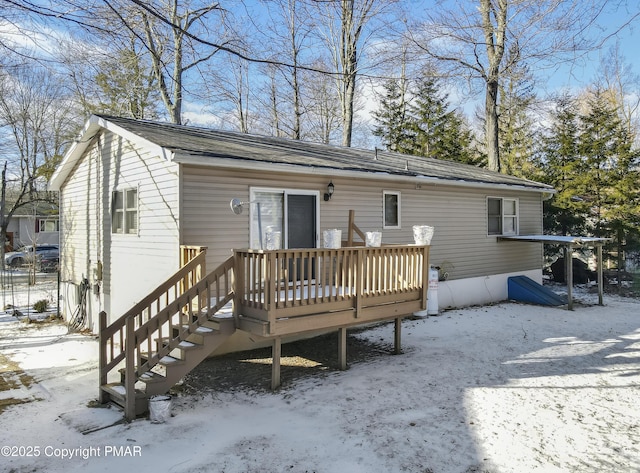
[5, 212, 59, 251]
[50, 114, 553, 330]
[49, 115, 554, 418]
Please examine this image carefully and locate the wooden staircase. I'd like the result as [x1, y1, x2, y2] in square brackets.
[98, 250, 236, 420]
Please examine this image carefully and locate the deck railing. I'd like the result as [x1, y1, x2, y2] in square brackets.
[234, 245, 429, 332]
[99, 247, 215, 407]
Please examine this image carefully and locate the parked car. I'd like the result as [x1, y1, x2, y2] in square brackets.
[37, 250, 60, 273]
[4, 244, 59, 268]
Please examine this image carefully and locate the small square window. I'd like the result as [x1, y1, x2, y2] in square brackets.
[487, 197, 518, 236]
[383, 191, 401, 229]
[112, 188, 138, 234]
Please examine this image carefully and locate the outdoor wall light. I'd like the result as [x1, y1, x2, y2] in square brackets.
[324, 181, 335, 201]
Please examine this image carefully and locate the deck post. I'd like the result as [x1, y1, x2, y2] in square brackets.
[348, 210, 355, 247]
[124, 315, 136, 421]
[271, 337, 281, 390]
[565, 245, 574, 310]
[355, 250, 364, 317]
[394, 317, 402, 355]
[232, 250, 242, 326]
[338, 327, 347, 370]
[98, 311, 108, 404]
[597, 244, 604, 306]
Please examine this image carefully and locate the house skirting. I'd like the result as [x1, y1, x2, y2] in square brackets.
[437, 269, 542, 310]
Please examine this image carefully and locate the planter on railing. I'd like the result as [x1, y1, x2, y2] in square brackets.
[413, 225, 434, 245]
[365, 231, 382, 247]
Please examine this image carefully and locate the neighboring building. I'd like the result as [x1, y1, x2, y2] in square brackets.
[49, 114, 554, 333]
[5, 213, 59, 250]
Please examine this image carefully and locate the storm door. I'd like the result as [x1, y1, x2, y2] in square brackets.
[286, 194, 317, 281]
[250, 189, 319, 251]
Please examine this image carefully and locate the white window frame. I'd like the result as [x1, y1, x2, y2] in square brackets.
[38, 218, 59, 233]
[487, 196, 519, 236]
[112, 187, 139, 235]
[249, 187, 320, 249]
[383, 190, 401, 229]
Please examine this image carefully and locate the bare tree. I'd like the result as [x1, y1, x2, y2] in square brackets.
[314, 0, 389, 147]
[597, 43, 640, 141]
[88, 0, 227, 124]
[255, 0, 315, 140]
[411, 0, 625, 172]
[302, 59, 342, 144]
[0, 65, 75, 267]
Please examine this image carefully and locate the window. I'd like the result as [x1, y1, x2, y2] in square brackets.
[249, 188, 319, 250]
[112, 188, 138, 234]
[487, 197, 518, 236]
[383, 191, 401, 229]
[38, 219, 59, 232]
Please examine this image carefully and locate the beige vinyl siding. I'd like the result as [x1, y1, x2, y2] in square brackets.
[181, 166, 334, 268]
[181, 165, 544, 281]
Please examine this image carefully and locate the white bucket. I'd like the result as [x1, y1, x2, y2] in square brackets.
[149, 394, 172, 424]
[365, 231, 382, 247]
[265, 227, 282, 250]
[413, 225, 434, 245]
[323, 229, 342, 249]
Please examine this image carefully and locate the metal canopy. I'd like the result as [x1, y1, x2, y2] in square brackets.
[499, 234, 611, 310]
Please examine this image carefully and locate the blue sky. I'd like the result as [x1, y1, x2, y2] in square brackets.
[1, 0, 639, 146]
[537, 3, 640, 92]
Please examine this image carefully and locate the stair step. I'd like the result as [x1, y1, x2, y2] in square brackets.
[138, 371, 166, 384]
[100, 383, 149, 417]
[101, 382, 146, 398]
[180, 325, 215, 334]
[210, 316, 236, 334]
[159, 355, 185, 366]
[157, 338, 202, 349]
[180, 316, 234, 334]
[156, 337, 203, 354]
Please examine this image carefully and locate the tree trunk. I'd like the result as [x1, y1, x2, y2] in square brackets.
[480, 0, 507, 172]
[342, 69, 355, 147]
[485, 78, 501, 172]
[340, 0, 356, 147]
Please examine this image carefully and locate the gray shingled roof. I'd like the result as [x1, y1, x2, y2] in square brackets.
[97, 114, 553, 191]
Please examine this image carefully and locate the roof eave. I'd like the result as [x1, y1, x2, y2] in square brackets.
[173, 153, 555, 194]
[49, 115, 173, 191]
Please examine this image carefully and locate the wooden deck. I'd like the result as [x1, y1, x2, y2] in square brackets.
[99, 243, 429, 420]
[234, 245, 430, 337]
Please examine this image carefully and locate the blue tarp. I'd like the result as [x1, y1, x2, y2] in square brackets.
[508, 276, 567, 306]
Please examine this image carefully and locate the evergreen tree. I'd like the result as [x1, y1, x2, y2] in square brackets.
[439, 110, 482, 166]
[499, 60, 537, 179]
[406, 77, 450, 158]
[578, 88, 622, 236]
[578, 87, 640, 270]
[372, 79, 411, 153]
[539, 94, 587, 237]
[373, 75, 479, 164]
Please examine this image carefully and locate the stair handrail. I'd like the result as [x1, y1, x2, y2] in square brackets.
[99, 250, 208, 390]
[132, 256, 234, 377]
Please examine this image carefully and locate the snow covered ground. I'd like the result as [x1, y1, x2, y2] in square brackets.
[1, 282, 639, 473]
